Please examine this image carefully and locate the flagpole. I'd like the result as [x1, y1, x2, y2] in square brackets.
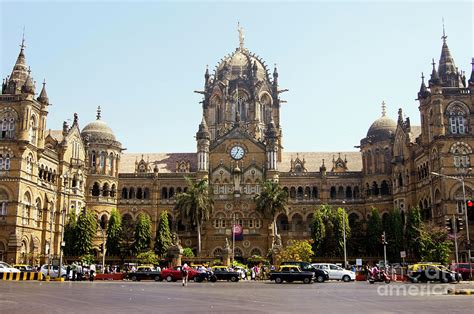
[232, 213, 236, 267]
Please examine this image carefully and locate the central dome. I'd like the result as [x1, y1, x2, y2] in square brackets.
[366, 116, 397, 140]
[82, 119, 116, 141]
[215, 48, 269, 82]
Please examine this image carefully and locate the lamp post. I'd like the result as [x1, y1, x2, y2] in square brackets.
[97, 221, 106, 273]
[342, 201, 347, 269]
[58, 174, 68, 279]
[47, 203, 54, 277]
[431, 171, 472, 281]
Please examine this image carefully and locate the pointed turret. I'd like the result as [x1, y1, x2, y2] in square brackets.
[437, 26, 459, 87]
[37, 79, 49, 104]
[204, 65, 210, 87]
[265, 116, 278, 139]
[273, 64, 278, 87]
[469, 58, 474, 86]
[7, 35, 29, 94]
[196, 115, 210, 139]
[21, 67, 35, 95]
[429, 58, 440, 86]
[417, 72, 430, 99]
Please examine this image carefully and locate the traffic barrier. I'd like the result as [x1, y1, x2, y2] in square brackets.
[1, 272, 43, 281]
[447, 288, 473, 295]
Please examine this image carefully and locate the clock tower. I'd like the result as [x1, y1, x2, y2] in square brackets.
[194, 26, 285, 257]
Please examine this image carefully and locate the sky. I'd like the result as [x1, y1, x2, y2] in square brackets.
[1, 1, 473, 154]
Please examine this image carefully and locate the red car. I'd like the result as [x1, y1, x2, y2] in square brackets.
[450, 263, 474, 280]
[160, 266, 201, 282]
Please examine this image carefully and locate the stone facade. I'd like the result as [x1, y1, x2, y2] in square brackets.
[1, 30, 473, 263]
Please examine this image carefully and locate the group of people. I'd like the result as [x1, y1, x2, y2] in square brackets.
[64, 263, 96, 281]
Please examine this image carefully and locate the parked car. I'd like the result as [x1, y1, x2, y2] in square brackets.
[160, 266, 204, 282]
[312, 263, 355, 282]
[209, 266, 240, 282]
[269, 265, 314, 284]
[127, 265, 162, 281]
[40, 264, 69, 279]
[408, 263, 460, 283]
[281, 261, 328, 282]
[0, 261, 20, 273]
[450, 263, 474, 280]
[13, 264, 36, 272]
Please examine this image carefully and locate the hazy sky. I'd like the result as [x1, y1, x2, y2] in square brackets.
[1, 1, 473, 153]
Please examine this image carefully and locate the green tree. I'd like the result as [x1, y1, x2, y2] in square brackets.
[333, 207, 351, 257]
[278, 240, 314, 262]
[133, 213, 152, 254]
[405, 207, 422, 260]
[121, 215, 135, 257]
[175, 177, 214, 256]
[366, 207, 383, 256]
[75, 208, 97, 256]
[419, 223, 452, 264]
[310, 208, 326, 254]
[182, 247, 195, 258]
[384, 209, 404, 262]
[155, 210, 172, 257]
[136, 250, 159, 265]
[106, 208, 122, 256]
[254, 180, 288, 237]
[63, 211, 77, 256]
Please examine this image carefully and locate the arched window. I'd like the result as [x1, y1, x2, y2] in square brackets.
[0, 152, 12, 171]
[169, 187, 175, 199]
[0, 111, 16, 139]
[91, 182, 100, 197]
[136, 188, 143, 199]
[35, 198, 42, 227]
[23, 192, 31, 225]
[296, 187, 304, 199]
[100, 214, 108, 229]
[108, 153, 114, 174]
[26, 153, 33, 173]
[143, 188, 150, 199]
[330, 186, 336, 199]
[129, 187, 135, 199]
[102, 183, 110, 197]
[304, 187, 311, 199]
[449, 110, 466, 134]
[110, 184, 116, 198]
[161, 187, 168, 199]
[99, 153, 105, 172]
[292, 214, 304, 232]
[250, 248, 262, 257]
[276, 214, 289, 232]
[337, 186, 344, 199]
[214, 213, 226, 229]
[372, 182, 379, 196]
[312, 187, 318, 199]
[306, 213, 314, 232]
[121, 187, 128, 199]
[290, 187, 296, 199]
[91, 151, 96, 168]
[380, 180, 390, 195]
[213, 247, 223, 258]
[345, 186, 353, 198]
[234, 247, 243, 258]
[0, 189, 8, 217]
[29, 115, 37, 145]
[72, 175, 78, 188]
[452, 144, 471, 168]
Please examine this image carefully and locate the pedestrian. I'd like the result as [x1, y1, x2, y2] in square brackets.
[90, 264, 96, 282]
[181, 263, 189, 286]
[66, 265, 71, 281]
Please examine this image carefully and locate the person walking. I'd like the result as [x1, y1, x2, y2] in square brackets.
[181, 263, 189, 286]
[89, 264, 96, 282]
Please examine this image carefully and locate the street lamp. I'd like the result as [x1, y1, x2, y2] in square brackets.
[431, 171, 472, 281]
[342, 201, 347, 269]
[97, 221, 106, 273]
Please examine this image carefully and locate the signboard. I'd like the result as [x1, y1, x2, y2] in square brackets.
[400, 251, 406, 258]
[356, 258, 362, 266]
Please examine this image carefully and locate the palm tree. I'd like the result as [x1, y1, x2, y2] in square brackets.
[254, 180, 288, 237]
[174, 177, 214, 256]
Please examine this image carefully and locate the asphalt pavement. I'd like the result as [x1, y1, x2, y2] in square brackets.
[0, 280, 472, 314]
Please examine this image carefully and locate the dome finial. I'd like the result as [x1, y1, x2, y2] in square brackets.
[20, 26, 26, 51]
[381, 101, 386, 117]
[96, 105, 101, 120]
[237, 22, 245, 50]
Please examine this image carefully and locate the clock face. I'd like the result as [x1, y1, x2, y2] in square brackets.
[230, 145, 245, 160]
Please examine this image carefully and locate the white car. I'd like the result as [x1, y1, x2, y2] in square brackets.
[0, 261, 20, 273]
[312, 263, 355, 282]
[40, 264, 69, 278]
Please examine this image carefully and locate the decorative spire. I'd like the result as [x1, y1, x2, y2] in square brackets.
[418, 72, 429, 99]
[196, 114, 210, 139]
[437, 21, 458, 86]
[73, 113, 78, 124]
[273, 63, 278, 86]
[237, 22, 245, 50]
[21, 66, 35, 95]
[381, 101, 386, 117]
[37, 79, 49, 104]
[398, 108, 403, 124]
[7, 32, 29, 93]
[96, 106, 101, 120]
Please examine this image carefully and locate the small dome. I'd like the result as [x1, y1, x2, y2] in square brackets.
[82, 119, 116, 141]
[366, 116, 397, 140]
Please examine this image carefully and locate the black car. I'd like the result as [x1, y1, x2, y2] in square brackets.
[128, 266, 161, 281]
[409, 265, 460, 283]
[281, 261, 329, 282]
[209, 266, 240, 282]
[269, 265, 314, 284]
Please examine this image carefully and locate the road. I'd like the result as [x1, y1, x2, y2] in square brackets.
[0, 280, 472, 313]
